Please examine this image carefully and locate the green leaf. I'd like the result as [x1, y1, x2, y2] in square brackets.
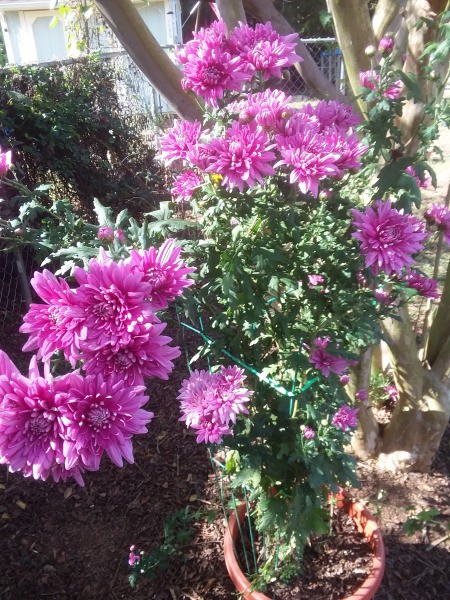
[93, 198, 114, 227]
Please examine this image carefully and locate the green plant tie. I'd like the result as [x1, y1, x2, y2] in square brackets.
[244, 491, 258, 574]
[179, 320, 318, 398]
[231, 491, 251, 574]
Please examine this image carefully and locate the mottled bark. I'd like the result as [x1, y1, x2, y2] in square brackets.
[349, 347, 381, 459]
[327, 0, 375, 112]
[373, 0, 406, 39]
[399, 0, 449, 154]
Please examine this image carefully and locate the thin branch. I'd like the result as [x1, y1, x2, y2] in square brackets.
[425, 251, 450, 367]
[422, 182, 450, 348]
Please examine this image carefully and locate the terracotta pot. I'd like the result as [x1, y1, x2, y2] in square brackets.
[223, 492, 385, 600]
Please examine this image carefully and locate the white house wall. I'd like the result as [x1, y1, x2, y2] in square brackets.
[1, 0, 182, 65]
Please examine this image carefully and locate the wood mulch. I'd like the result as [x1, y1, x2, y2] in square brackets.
[0, 316, 449, 600]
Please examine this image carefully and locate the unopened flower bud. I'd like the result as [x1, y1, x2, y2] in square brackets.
[379, 35, 394, 55]
[97, 225, 114, 243]
[365, 45, 376, 57]
[320, 419, 328, 427]
[319, 189, 332, 201]
[13, 227, 23, 236]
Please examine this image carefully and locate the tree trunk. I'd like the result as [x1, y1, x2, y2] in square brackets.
[349, 347, 381, 459]
[327, 0, 375, 113]
[372, 0, 406, 40]
[398, 0, 449, 154]
[93, 0, 203, 122]
[216, 0, 246, 31]
[379, 371, 450, 471]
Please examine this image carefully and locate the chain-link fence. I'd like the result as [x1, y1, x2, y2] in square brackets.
[278, 38, 345, 99]
[0, 249, 35, 334]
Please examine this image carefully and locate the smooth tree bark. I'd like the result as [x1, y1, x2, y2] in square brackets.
[94, 0, 202, 121]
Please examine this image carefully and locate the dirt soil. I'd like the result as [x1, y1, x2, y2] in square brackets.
[0, 316, 448, 600]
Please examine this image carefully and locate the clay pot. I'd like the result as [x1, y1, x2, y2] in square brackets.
[223, 492, 385, 600]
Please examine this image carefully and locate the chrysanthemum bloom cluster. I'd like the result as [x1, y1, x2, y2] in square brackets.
[178, 366, 252, 444]
[308, 337, 349, 378]
[352, 200, 428, 275]
[0, 240, 194, 483]
[359, 69, 402, 99]
[20, 242, 194, 382]
[424, 203, 450, 244]
[159, 20, 366, 199]
[332, 405, 359, 431]
[0, 353, 153, 485]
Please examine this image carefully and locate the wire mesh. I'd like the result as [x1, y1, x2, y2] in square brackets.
[0, 248, 35, 334]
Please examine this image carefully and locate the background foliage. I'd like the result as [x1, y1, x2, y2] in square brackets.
[0, 56, 167, 213]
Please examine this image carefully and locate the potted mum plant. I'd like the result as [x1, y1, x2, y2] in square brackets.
[154, 19, 437, 597]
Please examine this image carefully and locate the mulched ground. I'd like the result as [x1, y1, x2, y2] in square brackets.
[0, 317, 449, 600]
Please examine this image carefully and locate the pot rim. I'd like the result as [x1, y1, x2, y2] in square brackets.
[223, 491, 385, 600]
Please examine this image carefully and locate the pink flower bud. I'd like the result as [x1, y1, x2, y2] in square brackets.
[97, 226, 114, 242]
[379, 36, 395, 55]
[115, 229, 126, 243]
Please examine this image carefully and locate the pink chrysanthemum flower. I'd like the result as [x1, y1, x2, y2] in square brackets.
[185, 142, 215, 171]
[403, 270, 440, 299]
[303, 426, 315, 439]
[178, 366, 252, 445]
[301, 101, 361, 131]
[0, 147, 12, 176]
[229, 89, 292, 131]
[171, 170, 203, 204]
[359, 69, 379, 90]
[384, 385, 398, 401]
[20, 270, 86, 364]
[324, 127, 368, 175]
[332, 405, 359, 431]
[355, 389, 368, 402]
[275, 129, 340, 197]
[0, 349, 19, 379]
[181, 45, 251, 107]
[158, 120, 203, 165]
[309, 337, 349, 377]
[128, 238, 195, 310]
[115, 229, 126, 243]
[61, 373, 152, 471]
[98, 226, 114, 242]
[0, 356, 78, 480]
[230, 21, 301, 79]
[308, 274, 325, 287]
[176, 19, 228, 64]
[206, 120, 276, 192]
[405, 166, 431, 189]
[74, 249, 153, 348]
[424, 204, 450, 244]
[351, 200, 428, 275]
[81, 321, 180, 386]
